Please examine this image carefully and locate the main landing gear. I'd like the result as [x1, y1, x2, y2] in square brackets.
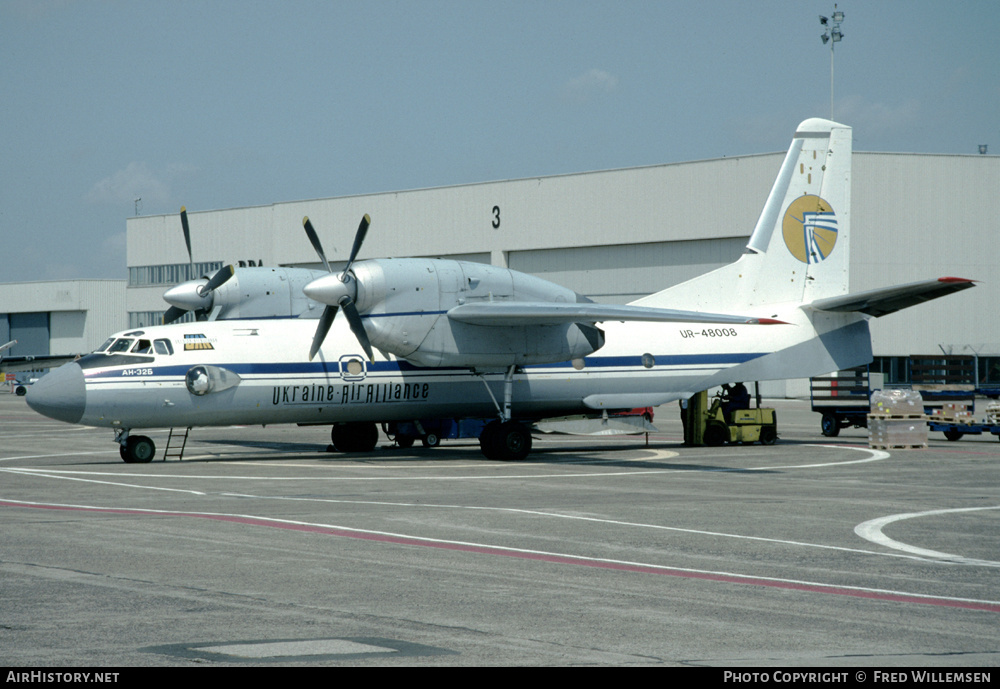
[329, 366, 534, 461]
[116, 430, 156, 463]
[479, 419, 532, 461]
[329, 421, 379, 453]
[476, 365, 532, 461]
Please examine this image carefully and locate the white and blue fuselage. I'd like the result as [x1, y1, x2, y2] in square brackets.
[26, 304, 867, 431]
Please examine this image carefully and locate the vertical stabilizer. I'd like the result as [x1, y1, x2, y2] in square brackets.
[634, 118, 852, 312]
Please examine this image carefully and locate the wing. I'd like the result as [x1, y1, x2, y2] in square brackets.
[446, 302, 786, 327]
[807, 277, 975, 318]
[0, 354, 79, 374]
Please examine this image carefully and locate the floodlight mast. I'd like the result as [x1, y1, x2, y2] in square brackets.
[819, 4, 845, 120]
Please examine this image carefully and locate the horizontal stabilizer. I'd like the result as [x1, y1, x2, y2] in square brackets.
[807, 277, 975, 318]
[447, 302, 786, 327]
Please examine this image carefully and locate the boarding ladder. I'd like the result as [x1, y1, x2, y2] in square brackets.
[163, 427, 191, 461]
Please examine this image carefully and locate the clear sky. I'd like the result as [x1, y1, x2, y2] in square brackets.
[2, 0, 997, 284]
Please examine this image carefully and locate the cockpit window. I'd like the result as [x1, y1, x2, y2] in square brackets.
[107, 338, 134, 353]
[95, 338, 115, 353]
[131, 339, 153, 354]
[154, 339, 174, 356]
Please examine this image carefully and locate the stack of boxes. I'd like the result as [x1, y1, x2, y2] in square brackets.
[930, 402, 975, 424]
[985, 402, 1000, 425]
[868, 389, 928, 449]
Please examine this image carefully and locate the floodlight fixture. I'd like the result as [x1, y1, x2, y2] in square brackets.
[818, 4, 845, 119]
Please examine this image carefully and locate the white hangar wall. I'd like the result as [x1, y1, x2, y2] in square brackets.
[126, 152, 997, 395]
[126, 153, 783, 316]
[850, 153, 999, 359]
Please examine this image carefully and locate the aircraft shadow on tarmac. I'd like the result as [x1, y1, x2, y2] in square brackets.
[169, 436, 781, 473]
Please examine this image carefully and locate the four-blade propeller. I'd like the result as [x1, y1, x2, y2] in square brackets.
[162, 207, 235, 324]
[302, 214, 374, 361]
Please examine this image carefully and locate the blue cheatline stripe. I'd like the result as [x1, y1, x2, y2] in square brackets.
[81, 351, 765, 381]
[197, 311, 446, 323]
[362, 310, 447, 320]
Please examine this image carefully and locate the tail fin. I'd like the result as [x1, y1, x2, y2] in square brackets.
[634, 118, 852, 311]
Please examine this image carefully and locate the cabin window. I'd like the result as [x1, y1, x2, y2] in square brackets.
[154, 339, 174, 356]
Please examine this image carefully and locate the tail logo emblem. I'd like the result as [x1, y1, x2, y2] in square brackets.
[782, 195, 838, 264]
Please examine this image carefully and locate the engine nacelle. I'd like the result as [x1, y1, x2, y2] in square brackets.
[353, 259, 606, 367]
[165, 267, 328, 321]
[210, 267, 329, 319]
[404, 320, 605, 368]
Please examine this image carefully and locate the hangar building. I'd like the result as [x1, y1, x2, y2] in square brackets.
[125, 150, 999, 396]
[0, 280, 126, 362]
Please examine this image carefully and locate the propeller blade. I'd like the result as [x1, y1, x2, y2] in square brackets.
[199, 264, 234, 295]
[180, 206, 193, 265]
[343, 214, 371, 275]
[163, 305, 187, 324]
[303, 217, 332, 274]
[309, 304, 339, 361]
[341, 298, 374, 361]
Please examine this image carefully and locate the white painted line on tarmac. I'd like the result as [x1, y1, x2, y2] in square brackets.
[855, 506, 1000, 567]
[3, 497, 998, 613]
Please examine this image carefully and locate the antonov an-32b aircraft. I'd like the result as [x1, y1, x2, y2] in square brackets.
[27, 119, 974, 462]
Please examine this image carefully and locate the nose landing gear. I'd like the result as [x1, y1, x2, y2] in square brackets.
[116, 430, 156, 463]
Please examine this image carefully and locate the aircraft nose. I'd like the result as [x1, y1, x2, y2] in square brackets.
[25, 362, 86, 424]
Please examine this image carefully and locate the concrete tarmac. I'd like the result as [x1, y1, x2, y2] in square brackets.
[2, 393, 998, 667]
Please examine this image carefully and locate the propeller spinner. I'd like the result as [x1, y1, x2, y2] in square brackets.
[302, 214, 374, 361]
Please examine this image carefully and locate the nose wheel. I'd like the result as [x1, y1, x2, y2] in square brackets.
[119, 434, 156, 463]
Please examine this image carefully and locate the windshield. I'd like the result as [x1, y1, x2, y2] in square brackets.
[107, 338, 134, 353]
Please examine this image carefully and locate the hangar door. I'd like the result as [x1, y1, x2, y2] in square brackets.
[1, 312, 50, 357]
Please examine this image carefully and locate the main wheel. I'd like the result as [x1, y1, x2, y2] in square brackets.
[821, 413, 841, 437]
[479, 420, 531, 461]
[122, 435, 156, 463]
[331, 422, 379, 452]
